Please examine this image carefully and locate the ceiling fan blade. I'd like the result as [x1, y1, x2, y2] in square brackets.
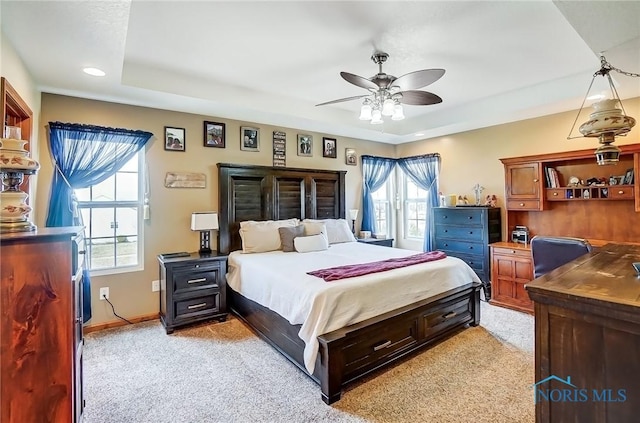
[393, 69, 445, 91]
[398, 90, 443, 105]
[316, 94, 369, 106]
[340, 72, 379, 90]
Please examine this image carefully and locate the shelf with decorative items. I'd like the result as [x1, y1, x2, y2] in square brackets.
[546, 185, 634, 201]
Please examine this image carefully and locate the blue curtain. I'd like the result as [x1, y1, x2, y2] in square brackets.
[361, 155, 397, 233]
[45, 122, 153, 322]
[397, 154, 440, 252]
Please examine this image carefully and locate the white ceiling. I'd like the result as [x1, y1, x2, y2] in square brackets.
[2, 0, 640, 144]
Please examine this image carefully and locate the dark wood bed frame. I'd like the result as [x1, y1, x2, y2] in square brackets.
[218, 163, 481, 404]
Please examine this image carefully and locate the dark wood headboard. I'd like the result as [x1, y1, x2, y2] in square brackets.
[217, 163, 347, 254]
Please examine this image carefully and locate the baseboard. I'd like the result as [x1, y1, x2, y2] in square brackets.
[84, 313, 159, 333]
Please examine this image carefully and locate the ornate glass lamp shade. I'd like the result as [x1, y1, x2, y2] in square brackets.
[579, 99, 636, 165]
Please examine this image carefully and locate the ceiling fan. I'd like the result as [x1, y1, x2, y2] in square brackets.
[316, 51, 445, 123]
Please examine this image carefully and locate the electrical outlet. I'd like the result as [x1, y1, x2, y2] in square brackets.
[152, 280, 160, 292]
[99, 287, 109, 300]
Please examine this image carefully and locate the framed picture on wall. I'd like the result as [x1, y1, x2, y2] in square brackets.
[345, 148, 356, 165]
[204, 121, 225, 148]
[322, 137, 337, 158]
[240, 126, 260, 152]
[164, 126, 186, 151]
[297, 134, 313, 157]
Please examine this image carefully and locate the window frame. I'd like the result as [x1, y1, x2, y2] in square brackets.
[401, 172, 430, 241]
[369, 175, 394, 239]
[75, 152, 145, 276]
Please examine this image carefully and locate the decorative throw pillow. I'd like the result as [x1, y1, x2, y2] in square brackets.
[239, 219, 299, 253]
[278, 225, 305, 252]
[302, 221, 327, 237]
[303, 219, 356, 244]
[294, 233, 330, 253]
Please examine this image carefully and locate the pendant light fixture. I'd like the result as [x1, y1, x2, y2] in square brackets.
[567, 55, 638, 165]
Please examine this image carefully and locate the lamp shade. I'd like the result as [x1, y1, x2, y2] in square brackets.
[190, 212, 218, 231]
[349, 209, 359, 220]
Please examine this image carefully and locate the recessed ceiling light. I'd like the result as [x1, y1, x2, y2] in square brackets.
[83, 67, 106, 77]
[414, 133, 425, 137]
[587, 94, 605, 101]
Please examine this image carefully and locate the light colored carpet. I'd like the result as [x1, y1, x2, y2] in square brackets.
[83, 302, 535, 423]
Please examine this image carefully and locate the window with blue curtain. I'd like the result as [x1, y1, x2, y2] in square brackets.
[361, 155, 397, 233]
[45, 122, 153, 323]
[397, 154, 440, 252]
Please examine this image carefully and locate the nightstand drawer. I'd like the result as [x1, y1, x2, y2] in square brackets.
[175, 294, 220, 319]
[173, 267, 220, 294]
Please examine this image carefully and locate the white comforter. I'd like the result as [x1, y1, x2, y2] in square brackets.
[226, 242, 480, 373]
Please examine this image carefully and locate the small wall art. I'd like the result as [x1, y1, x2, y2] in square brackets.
[322, 137, 337, 158]
[240, 126, 260, 152]
[345, 148, 356, 165]
[204, 121, 225, 148]
[297, 134, 313, 157]
[164, 172, 206, 188]
[165, 126, 186, 151]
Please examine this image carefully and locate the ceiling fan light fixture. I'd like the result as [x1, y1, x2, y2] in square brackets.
[382, 98, 395, 116]
[391, 104, 405, 121]
[359, 104, 372, 120]
[371, 109, 383, 124]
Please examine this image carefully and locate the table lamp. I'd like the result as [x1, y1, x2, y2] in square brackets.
[190, 211, 218, 254]
[349, 209, 358, 235]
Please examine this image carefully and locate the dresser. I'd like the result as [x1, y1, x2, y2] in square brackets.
[432, 207, 501, 299]
[158, 252, 228, 334]
[1, 227, 85, 423]
[526, 243, 640, 423]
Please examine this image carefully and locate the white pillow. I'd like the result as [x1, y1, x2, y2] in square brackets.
[239, 219, 299, 253]
[303, 219, 356, 244]
[302, 221, 327, 237]
[294, 233, 329, 253]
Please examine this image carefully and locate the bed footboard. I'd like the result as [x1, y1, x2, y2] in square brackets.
[228, 282, 481, 404]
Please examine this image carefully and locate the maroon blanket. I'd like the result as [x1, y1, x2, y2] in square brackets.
[307, 251, 447, 282]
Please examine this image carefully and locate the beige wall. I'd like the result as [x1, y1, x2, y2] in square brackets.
[37, 93, 395, 326]
[1, 32, 42, 220]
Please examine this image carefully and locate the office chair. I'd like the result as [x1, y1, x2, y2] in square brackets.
[530, 235, 593, 278]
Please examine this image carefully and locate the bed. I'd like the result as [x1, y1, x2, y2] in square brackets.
[218, 163, 482, 404]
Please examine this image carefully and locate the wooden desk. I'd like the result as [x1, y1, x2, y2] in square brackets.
[525, 244, 640, 423]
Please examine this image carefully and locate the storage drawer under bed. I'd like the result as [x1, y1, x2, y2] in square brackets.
[421, 295, 473, 339]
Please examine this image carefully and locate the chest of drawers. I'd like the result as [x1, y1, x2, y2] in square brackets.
[158, 252, 228, 334]
[432, 207, 501, 299]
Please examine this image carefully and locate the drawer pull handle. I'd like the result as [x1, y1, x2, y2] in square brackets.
[468, 246, 473, 249]
[442, 311, 457, 320]
[469, 231, 473, 234]
[511, 250, 516, 254]
[187, 278, 207, 284]
[520, 203, 525, 207]
[618, 190, 624, 194]
[444, 229, 448, 232]
[187, 302, 208, 310]
[553, 192, 558, 196]
[533, 179, 538, 183]
[468, 216, 473, 219]
[373, 340, 392, 351]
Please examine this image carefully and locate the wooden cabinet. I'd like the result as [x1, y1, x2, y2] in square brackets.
[432, 207, 501, 299]
[504, 162, 543, 210]
[158, 252, 228, 334]
[1, 227, 85, 423]
[501, 144, 640, 246]
[526, 244, 640, 423]
[357, 237, 394, 247]
[490, 242, 533, 313]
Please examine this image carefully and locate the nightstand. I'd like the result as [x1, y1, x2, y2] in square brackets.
[157, 252, 228, 334]
[357, 237, 394, 247]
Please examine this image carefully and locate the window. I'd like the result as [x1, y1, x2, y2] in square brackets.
[371, 178, 393, 237]
[75, 153, 144, 274]
[403, 175, 428, 239]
